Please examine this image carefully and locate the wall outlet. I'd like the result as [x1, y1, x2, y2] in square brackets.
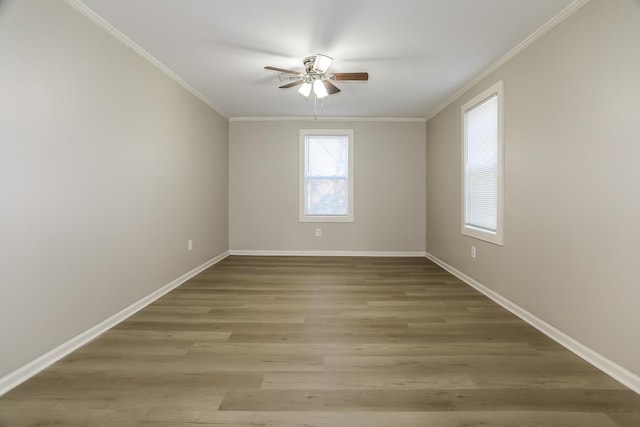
[188, 239, 193, 252]
[471, 245, 476, 259]
[315, 228, 322, 237]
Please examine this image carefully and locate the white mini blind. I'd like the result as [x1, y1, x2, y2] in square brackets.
[464, 94, 498, 232]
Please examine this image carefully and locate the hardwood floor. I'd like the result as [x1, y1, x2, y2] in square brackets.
[1, 256, 639, 426]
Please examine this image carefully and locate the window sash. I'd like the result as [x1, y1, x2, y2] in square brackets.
[465, 94, 498, 232]
[304, 177, 348, 216]
[300, 130, 354, 222]
[461, 81, 503, 245]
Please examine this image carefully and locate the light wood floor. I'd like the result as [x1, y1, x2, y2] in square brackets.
[1, 256, 639, 426]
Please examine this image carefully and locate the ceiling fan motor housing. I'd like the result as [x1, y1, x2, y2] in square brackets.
[303, 56, 316, 73]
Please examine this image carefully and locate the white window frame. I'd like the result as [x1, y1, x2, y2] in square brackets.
[299, 129, 354, 223]
[461, 81, 504, 245]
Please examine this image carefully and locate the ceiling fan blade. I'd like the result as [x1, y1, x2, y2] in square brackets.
[323, 80, 341, 95]
[279, 80, 304, 89]
[332, 72, 369, 81]
[278, 74, 303, 82]
[265, 66, 300, 75]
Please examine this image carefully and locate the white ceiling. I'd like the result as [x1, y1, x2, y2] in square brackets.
[77, 0, 576, 119]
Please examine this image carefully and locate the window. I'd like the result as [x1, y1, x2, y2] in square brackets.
[299, 129, 354, 222]
[462, 81, 504, 245]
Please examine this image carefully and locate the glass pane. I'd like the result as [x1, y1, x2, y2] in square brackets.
[465, 165, 497, 230]
[305, 178, 347, 215]
[306, 136, 348, 177]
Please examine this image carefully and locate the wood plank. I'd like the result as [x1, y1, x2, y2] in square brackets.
[261, 371, 476, 390]
[218, 388, 640, 412]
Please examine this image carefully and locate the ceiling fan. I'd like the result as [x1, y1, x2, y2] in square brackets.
[265, 54, 368, 99]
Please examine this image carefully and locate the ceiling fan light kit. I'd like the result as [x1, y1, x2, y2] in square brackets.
[265, 53, 369, 103]
[312, 53, 333, 73]
[312, 79, 329, 99]
[298, 81, 313, 98]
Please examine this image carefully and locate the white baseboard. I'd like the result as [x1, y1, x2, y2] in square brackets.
[0, 251, 229, 396]
[229, 250, 427, 257]
[425, 252, 640, 395]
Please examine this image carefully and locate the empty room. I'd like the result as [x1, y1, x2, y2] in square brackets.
[1, 0, 639, 425]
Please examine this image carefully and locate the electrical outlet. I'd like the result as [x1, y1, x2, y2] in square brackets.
[188, 239, 193, 252]
[315, 228, 322, 237]
[471, 245, 476, 259]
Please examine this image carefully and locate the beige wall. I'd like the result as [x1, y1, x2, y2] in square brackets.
[426, 0, 640, 376]
[230, 120, 426, 253]
[0, 0, 228, 379]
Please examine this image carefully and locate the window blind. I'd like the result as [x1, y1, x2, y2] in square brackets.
[464, 94, 498, 232]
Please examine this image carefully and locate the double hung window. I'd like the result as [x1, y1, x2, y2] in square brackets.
[462, 81, 504, 245]
[299, 129, 354, 222]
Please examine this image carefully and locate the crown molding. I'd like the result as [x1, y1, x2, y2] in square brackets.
[64, 0, 229, 119]
[230, 117, 426, 123]
[425, 0, 590, 121]
[65, 0, 588, 125]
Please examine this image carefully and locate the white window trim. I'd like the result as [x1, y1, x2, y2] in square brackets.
[461, 81, 504, 245]
[299, 129, 354, 223]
